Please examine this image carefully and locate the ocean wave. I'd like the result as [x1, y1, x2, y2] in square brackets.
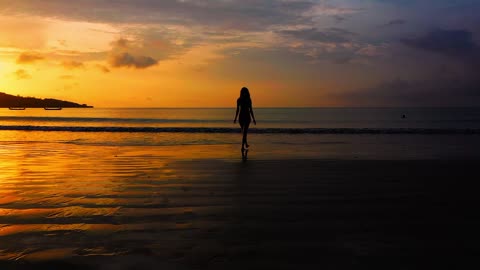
[0, 116, 307, 124]
[1, 125, 480, 134]
[0, 116, 227, 123]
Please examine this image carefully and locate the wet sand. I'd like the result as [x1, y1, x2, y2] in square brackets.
[1, 149, 479, 269]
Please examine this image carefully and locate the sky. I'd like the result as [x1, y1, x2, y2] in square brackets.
[0, 0, 479, 107]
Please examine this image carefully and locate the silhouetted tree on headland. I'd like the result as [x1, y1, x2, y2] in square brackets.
[0, 92, 93, 108]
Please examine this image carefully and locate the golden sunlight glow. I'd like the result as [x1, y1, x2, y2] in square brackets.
[45, 19, 119, 53]
[0, 8, 350, 107]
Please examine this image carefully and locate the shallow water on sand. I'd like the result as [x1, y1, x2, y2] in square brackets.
[0, 136, 479, 268]
[0, 144, 479, 269]
[0, 143, 219, 262]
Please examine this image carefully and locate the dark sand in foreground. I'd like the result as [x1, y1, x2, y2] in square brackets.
[1, 159, 479, 269]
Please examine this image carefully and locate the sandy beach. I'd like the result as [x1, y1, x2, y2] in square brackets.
[1, 143, 479, 269]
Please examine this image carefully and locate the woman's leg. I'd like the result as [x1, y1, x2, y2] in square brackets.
[242, 122, 250, 148]
[240, 123, 245, 149]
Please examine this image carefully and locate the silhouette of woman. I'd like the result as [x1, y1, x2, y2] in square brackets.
[234, 87, 256, 150]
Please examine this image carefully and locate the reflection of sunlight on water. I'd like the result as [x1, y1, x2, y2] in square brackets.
[22, 248, 77, 261]
[0, 140, 229, 261]
[2, 131, 479, 262]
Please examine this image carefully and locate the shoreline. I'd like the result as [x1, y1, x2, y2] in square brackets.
[1, 132, 480, 161]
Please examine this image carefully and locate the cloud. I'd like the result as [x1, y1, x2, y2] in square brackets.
[57, 39, 67, 47]
[14, 69, 31, 79]
[0, 0, 316, 31]
[305, 5, 362, 16]
[279, 27, 354, 43]
[276, 27, 367, 63]
[109, 52, 157, 69]
[111, 38, 130, 49]
[106, 37, 159, 69]
[384, 19, 406, 26]
[0, 1, 383, 68]
[333, 15, 346, 23]
[356, 44, 388, 57]
[401, 29, 478, 56]
[61, 60, 85, 69]
[338, 78, 480, 107]
[302, 4, 363, 25]
[16, 52, 44, 64]
[96, 64, 110, 73]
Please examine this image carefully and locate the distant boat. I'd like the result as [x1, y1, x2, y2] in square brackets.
[9, 107, 26, 110]
[44, 107, 62, 110]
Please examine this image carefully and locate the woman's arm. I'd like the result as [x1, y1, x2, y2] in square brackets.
[250, 105, 256, 125]
[234, 102, 239, 123]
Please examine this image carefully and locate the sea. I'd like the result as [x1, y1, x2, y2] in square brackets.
[1, 107, 480, 160]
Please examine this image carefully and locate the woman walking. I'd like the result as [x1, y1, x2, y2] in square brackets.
[234, 87, 256, 150]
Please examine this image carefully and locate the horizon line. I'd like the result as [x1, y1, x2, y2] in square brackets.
[65, 106, 480, 109]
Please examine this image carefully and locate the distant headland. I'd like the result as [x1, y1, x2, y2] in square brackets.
[0, 92, 93, 108]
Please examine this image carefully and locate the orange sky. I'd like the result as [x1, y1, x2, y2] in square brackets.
[0, 15, 331, 107]
[1, 1, 479, 107]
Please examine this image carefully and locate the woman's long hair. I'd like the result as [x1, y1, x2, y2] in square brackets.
[239, 87, 251, 103]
